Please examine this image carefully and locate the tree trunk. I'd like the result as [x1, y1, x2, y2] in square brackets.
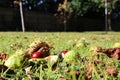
[63, 11, 67, 31]
[105, 0, 108, 33]
[105, 0, 112, 32]
[108, 11, 112, 31]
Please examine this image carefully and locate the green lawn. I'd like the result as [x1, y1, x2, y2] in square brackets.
[0, 31, 120, 80]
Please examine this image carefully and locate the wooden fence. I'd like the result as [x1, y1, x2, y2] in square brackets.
[0, 7, 120, 31]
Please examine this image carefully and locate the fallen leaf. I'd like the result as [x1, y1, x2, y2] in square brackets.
[105, 67, 118, 77]
[0, 76, 5, 80]
[0, 52, 8, 61]
[86, 64, 99, 80]
[59, 77, 66, 80]
[97, 48, 120, 60]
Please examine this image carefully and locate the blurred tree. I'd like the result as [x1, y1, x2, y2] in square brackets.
[0, 0, 13, 7]
[105, 0, 119, 31]
[65, 0, 103, 17]
[1, 0, 120, 31]
[20, 0, 59, 13]
[64, 0, 119, 31]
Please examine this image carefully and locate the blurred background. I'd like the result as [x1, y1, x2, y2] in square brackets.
[0, 0, 120, 31]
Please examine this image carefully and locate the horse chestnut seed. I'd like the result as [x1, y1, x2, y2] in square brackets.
[61, 50, 68, 55]
[31, 52, 41, 58]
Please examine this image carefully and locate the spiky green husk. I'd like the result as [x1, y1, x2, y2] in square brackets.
[64, 50, 76, 63]
[4, 50, 26, 68]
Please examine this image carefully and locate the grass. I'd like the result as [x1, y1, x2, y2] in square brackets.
[0, 31, 120, 80]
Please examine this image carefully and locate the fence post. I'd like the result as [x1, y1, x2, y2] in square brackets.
[19, 0, 25, 32]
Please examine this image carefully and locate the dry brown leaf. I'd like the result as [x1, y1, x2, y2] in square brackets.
[0, 76, 5, 80]
[97, 48, 120, 60]
[59, 77, 66, 80]
[0, 52, 8, 61]
[105, 67, 118, 77]
[86, 64, 99, 80]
